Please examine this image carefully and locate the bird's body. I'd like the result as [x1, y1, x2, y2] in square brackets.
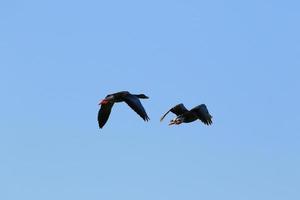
[160, 103, 212, 126]
[98, 91, 150, 128]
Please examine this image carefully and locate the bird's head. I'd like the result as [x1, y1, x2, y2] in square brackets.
[136, 94, 149, 99]
[99, 95, 114, 105]
[169, 117, 183, 126]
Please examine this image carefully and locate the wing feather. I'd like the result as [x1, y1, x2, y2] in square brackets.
[97, 102, 114, 128]
[123, 95, 150, 121]
[190, 104, 213, 125]
[160, 103, 189, 121]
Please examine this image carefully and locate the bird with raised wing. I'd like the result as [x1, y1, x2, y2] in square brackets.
[160, 103, 212, 126]
[98, 91, 150, 128]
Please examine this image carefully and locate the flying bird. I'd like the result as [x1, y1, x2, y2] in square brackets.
[160, 103, 212, 126]
[98, 91, 150, 128]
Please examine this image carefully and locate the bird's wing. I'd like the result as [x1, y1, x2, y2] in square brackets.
[160, 103, 189, 121]
[123, 95, 150, 121]
[98, 102, 114, 128]
[190, 104, 213, 125]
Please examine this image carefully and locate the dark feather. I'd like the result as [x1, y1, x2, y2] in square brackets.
[123, 95, 150, 121]
[98, 102, 114, 128]
[190, 104, 213, 125]
[160, 103, 189, 121]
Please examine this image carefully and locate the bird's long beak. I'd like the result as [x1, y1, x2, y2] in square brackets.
[99, 99, 109, 105]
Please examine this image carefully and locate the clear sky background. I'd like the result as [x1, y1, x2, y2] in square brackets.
[1, 0, 299, 199]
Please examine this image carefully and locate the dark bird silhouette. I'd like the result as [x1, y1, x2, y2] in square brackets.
[98, 91, 150, 128]
[160, 103, 212, 126]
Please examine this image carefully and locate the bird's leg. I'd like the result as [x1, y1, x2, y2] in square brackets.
[168, 118, 182, 125]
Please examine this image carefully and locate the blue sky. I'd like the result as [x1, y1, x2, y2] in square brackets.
[1, 0, 300, 199]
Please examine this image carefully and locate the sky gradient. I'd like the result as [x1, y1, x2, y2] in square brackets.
[1, 0, 300, 199]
